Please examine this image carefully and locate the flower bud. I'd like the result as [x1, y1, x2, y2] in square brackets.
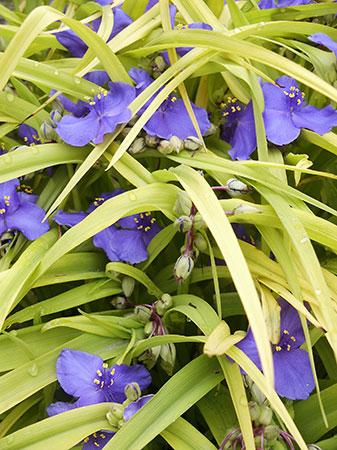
[184, 136, 203, 151]
[157, 139, 174, 154]
[271, 441, 288, 450]
[138, 347, 161, 369]
[108, 402, 124, 420]
[145, 134, 160, 148]
[155, 293, 173, 316]
[193, 215, 206, 231]
[258, 405, 273, 426]
[129, 137, 146, 154]
[40, 121, 56, 141]
[174, 192, 193, 216]
[248, 401, 261, 422]
[174, 215, 192, 232]
[203, 123, 218, 136]
[50, 108, 63, 124]
[144, 321, 154, 336]
[264, 425, 280, 442]
[194, 233, 208, 252]
[160, 343, 176, 376]
[174, 255, 194, 282]
[169, 135, 184, 153]
[134, 305, 151, 324]
[111, 296, 128, 310]
[226, 178, 251, 197]
[122, 276, 135, 298]
[152, 55, 167, 73]
[125, 382, 141, 402]
[234, 204, 261, 215]
[251, 382, 266, 405]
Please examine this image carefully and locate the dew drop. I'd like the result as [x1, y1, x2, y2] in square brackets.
[4, 154, 12, 164]
[315, 289, 321, 296]
[6, 93, 14, 102]
[300, 236, 309, 244]
[32, 146, 39, 155]
[34, 61, 39, 68]
[128, 192, 137, 201]
[54, 70, 59, 76]
[28, 363, 38, 377]
[74, 78, 81, 85]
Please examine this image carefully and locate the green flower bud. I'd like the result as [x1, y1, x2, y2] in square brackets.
[264, 425, 280, 442]
[111, 296, 128, 310]
[194, 233, 208, 252]
[144, 321, 154, 336]
[155, 294, 173, 316]
[234, 204, 261, 215]
[193, 215, 206, 231]
[106, 411, 121, 430]
[174, 255, 194, 282]
[122, 276, 135, 298]
[138, 346, 161, 369]
[145, 134, 160, 148]
[169, 135, 184, 153]
[226, 178, 251, 197]
[109, 402, 124, 420]
[251, 382, 266, 405]
[125, 382, 141, 402]
[258, 405, 273, 426]
[158, 139, 174, 154]
[40, 121, 56, 141]
[174, 191, 193, 216]
[153, 55, 167, 73]
[248, 401, 261, 422]
[174, 215, 192, 232]
[134, 305, 151, 324]
[160, 343, 176, 376]
[184, 136, 203, 151]
[129, 137, 146, 154]
[271, 441, 288, 450]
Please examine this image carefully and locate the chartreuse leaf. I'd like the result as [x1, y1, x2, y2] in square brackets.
[0, 333, 127, 415]
[5, 279, 121, 327]
[106, 262, 163, 298]
[0, 403, 114, 450]
[245, 3, 337, 22]
[161, 417, 217, 450]
[0, 230, 58, 331]
[0, 326, 80, 373]
[169, 151, 337, 216]
[0, 145, 91, 184]
[35, 184, 180, 279]
[105, 355, 224, 449]
[171, 165, 274, 390]
[137, 29, 337, 103]
[172, 0, 226, 29]
[0, 393, 41, 438]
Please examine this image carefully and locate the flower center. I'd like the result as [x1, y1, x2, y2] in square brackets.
[92, 364, 114, 390]
[133, 212, 156, 232]
[221, 96, 243, 121]
[282, 85, 305, 109]
[273, 329, 297, 353]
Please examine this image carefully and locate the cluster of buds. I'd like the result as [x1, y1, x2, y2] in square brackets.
[133, 295, 176, 375]
[39, 101, 64, 142]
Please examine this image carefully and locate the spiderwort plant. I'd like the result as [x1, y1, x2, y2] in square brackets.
[54, 190, 161, 264]
[236, 299, 315, 400]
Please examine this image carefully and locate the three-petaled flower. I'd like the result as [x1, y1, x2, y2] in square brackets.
[18, 124, 41, 146]
[129, 68, 211, 140]
[54, 189, 161, 264]
[56, 82, 135, 147]
[236, 299, 315, 400]
[0, 179, 49, 240]
[221, 75, 337, 160]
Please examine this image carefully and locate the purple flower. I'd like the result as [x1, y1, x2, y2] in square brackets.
[56, 82, 135, 146]
[47, 349, 152, 411]
[309, 33, 337, 58]
[262, 76, 337, 145]
[54, 190, 161, 264]
[236, 299, 315, 400]
[18, 124, 41, 145]
[258, 0, 311, 8]
[220, 97, 256, 160]
[0, 179, 49, 240]
[129, 68, 211, 139]
[56, 7, 132, 58]
[84, 71, 110, 87]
